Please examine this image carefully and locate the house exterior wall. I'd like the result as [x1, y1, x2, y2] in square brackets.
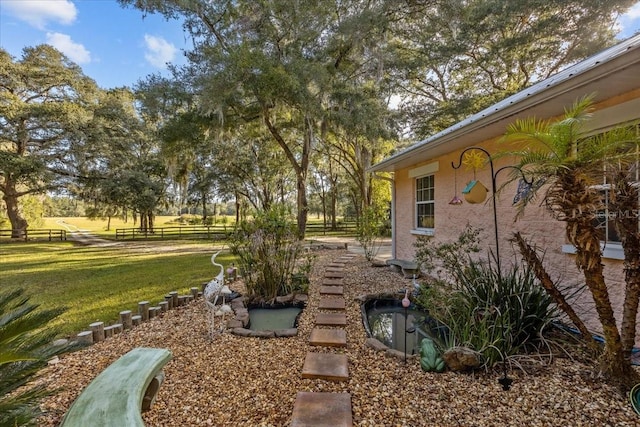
[391, 94, 635, 337]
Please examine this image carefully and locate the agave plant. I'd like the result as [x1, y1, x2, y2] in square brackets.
[0, 289, 73, 426]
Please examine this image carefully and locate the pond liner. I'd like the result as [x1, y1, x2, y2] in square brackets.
[360, 297, 448, 344]
[246, 300, 306, 330]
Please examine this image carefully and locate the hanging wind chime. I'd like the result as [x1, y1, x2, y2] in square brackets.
[449, 166, 463, 205]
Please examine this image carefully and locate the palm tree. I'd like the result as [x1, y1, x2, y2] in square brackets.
[500, 95, 640, 389]
[0, 289, 73, 425]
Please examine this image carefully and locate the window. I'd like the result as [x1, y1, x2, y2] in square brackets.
[416, 175, 435, 229]
[593, 188, 622, 244]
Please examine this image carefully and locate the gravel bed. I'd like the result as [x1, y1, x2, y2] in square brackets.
[37, 250, 639, 426]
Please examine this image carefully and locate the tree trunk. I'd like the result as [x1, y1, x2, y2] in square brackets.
[610, 174, 640, 355]
[296, 172, 308, 239]
[202, 191, 208, 221]
[568, 217, 638, 389]
[512, 232, 597, 350]
[553, 172, 638, 389]
[3, 178, 28, 239]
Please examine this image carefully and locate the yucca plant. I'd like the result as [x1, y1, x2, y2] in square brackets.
[429, 255, 558, 368]
[0, 289, 72, 426]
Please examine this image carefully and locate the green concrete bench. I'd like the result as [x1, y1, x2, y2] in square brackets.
[385, 259, 420, 278]
[60, 347, 172, 427]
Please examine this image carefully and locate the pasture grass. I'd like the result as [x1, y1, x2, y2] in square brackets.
[0, 241, 235, 336]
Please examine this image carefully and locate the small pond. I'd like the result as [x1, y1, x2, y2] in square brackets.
[362, 298, 443, 356]
[248, 306, 303, 331]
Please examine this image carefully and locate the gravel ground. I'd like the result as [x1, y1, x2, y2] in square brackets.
[36, 250, 639, 426]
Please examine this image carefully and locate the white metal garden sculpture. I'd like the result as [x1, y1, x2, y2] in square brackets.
[204, 251, 232, 339]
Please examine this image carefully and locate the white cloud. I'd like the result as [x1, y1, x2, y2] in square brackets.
[617, 1, 640, 35]
[624, 1, 640, 19]
[46, 33, 91, 64]
[3, 0, 76, 30]
[144, 35, 177, 68]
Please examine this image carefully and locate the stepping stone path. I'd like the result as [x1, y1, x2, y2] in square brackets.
[292, 254, 354, 426]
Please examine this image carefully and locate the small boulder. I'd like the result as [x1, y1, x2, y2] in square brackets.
[276, 294, 293, 304]
[275, 328, 298, 337]
[231, 328, 253, 337]
[443, 346, 482, 371]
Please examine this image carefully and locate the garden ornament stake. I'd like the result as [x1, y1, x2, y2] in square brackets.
[402, 289, 411, 364]
[452, 147, 531, 391]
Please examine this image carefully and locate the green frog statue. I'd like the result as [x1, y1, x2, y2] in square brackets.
[419, 338, 446, 372]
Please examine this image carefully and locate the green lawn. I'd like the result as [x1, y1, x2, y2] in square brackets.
[0, 241, 236, 336]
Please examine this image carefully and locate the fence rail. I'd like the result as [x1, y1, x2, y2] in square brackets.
[115, 226, 231, 240]
[0, 229, 67, 242]
[114, 222, 358, 240]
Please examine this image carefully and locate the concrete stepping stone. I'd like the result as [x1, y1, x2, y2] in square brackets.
[301, 352, 348, 381]
[322, 278, 343, 286]
[315, 313, 347, 326]
[318, 297, 345, 310]
[320, 285, 343, 295]
[327, 263, 346, 268]
[309, 328, 347, 347]
[291, 392, 352, 427]
[324, 271, 345, 279]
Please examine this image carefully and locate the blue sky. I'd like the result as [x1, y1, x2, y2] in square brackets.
[1, 0, 640, 90]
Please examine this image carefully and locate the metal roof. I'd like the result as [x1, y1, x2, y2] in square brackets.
[371, 34, 640, 172]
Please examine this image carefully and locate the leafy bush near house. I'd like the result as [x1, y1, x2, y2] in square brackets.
[414, 223, 482, 280]
[0, 289, 76, 426]
[422, 256, 558, 368]
[356, 207, 386, 261]
[229, 206, 306, 301]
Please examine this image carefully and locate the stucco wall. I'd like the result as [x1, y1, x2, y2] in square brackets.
[391, 104, 633, 338]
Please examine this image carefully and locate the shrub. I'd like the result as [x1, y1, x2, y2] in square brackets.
[229, 206, 304, 301]
[414, 223, 482, 280]
[356, 207, 385, 261]
[428, 256, 558, 368]
[0, 289, 76, 425]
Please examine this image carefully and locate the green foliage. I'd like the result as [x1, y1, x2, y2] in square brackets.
[414, 224, 482, 278]
[0, 289, 74, 426]
[230, 206, 305, 300]
[356, 206, 386, 261]
[0, 45, 99, 232]
[426, 257, 557, 369]
[392, 1, 634, 137]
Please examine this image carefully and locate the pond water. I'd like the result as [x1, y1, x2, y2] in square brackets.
[363, 299, 439, 356]
[248, 307, 303, 331]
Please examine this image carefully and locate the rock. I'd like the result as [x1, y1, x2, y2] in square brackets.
[52, 338, 69, 347]
[276, 294, 294, 304]
[371, 258, 387, 267]
[365, 338, 388, 352]
[235, 312, 250, 327]
[231, 328, 253, 337]
[250, 330, 275, 338]
[274, 328, 298, 337]
[293, 294, 308, 303]
[227, 319, 243, 329]
[442, 346, 482, 371]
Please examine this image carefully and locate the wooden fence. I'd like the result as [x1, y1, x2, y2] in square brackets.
[0, 229, 67, 242]
[114, 222, 358, 240]
[115, 225, 231, 240]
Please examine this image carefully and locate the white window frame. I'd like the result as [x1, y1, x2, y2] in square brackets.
[413, 174, 435, 236]
[562, 128, 639, 260]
